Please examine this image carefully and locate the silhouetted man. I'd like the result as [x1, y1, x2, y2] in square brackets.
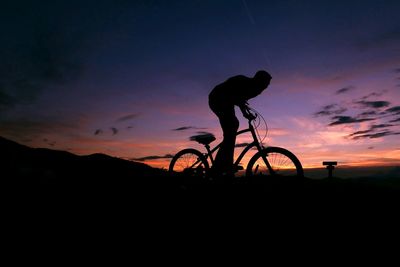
[209, 70, 272, 177]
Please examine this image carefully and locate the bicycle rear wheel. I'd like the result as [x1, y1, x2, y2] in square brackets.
[169, 149, 209, 179]
[246, 147, 303, 177]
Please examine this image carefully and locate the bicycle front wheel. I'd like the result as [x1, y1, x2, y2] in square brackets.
[169, 149, 209, 178]
[246, 147, 303, 177]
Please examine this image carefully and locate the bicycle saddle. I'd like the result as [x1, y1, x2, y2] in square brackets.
[189, 133, 216, 145]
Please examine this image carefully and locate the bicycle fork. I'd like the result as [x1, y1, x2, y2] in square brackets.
[250, 124, 276, 176]
[259, 153, 276, 176]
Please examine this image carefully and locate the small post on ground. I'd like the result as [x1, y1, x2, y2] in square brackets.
[323, 161, 337, 179]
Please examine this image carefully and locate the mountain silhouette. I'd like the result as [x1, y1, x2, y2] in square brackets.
[0, 136, 165, 186]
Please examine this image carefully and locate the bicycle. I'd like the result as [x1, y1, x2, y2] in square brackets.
[169, 104, 303, 180]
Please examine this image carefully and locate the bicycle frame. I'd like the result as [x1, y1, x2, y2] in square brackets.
[202, 118, 274, 173]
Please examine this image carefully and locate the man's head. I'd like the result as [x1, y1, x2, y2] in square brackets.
[254, 70, 272, 89]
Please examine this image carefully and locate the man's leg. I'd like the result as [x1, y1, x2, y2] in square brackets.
[213, 107, 239, 176]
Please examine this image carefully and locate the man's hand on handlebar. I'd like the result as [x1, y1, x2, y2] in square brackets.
[239, 101, 257, 120]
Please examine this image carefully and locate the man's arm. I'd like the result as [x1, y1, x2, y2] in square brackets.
[238, 101, 249, 116]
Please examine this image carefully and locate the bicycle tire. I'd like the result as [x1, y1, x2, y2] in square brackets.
[246, 147, 304, 177]
[169, 148, 209, 178]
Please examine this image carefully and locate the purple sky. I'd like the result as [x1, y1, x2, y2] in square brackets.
[1, 0, 400, 170]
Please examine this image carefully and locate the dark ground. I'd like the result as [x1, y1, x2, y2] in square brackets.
[2, 136, 400, 223]
[3, 133, 397, 253]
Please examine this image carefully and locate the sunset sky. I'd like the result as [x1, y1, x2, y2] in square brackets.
[1, 0, 400, 172]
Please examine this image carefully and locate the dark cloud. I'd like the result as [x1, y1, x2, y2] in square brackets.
[368, 146, 374, 150]
[357, 111, 378, 117]
[314, 104, 347, 117]
[389, 117, 400, 123]
[371, 124, 394, 129]
[348, 124, 396, 139]
[329, 116, 375, 126]
[195, 131, 214, 135]
[115, 113, 139, 122]
[94, 129, 103, 135]
[172, 126, 207, 131]
[110, 127, 118, 135]
[356, 100, 391, 109]
[360, 91, 387, 100]
[394, 68, 400, 73]
[352, 131, 400, 140]
[132, 154, 174, 162]
[367, 131, 398, 138]
[324, 104, 336, 110]
[348, 129, 374, 137]
[385, 106, 400, 115]
[335, 86, 354, 95]
[173, 126, 196, 131]
[95, 127, 126, 136]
